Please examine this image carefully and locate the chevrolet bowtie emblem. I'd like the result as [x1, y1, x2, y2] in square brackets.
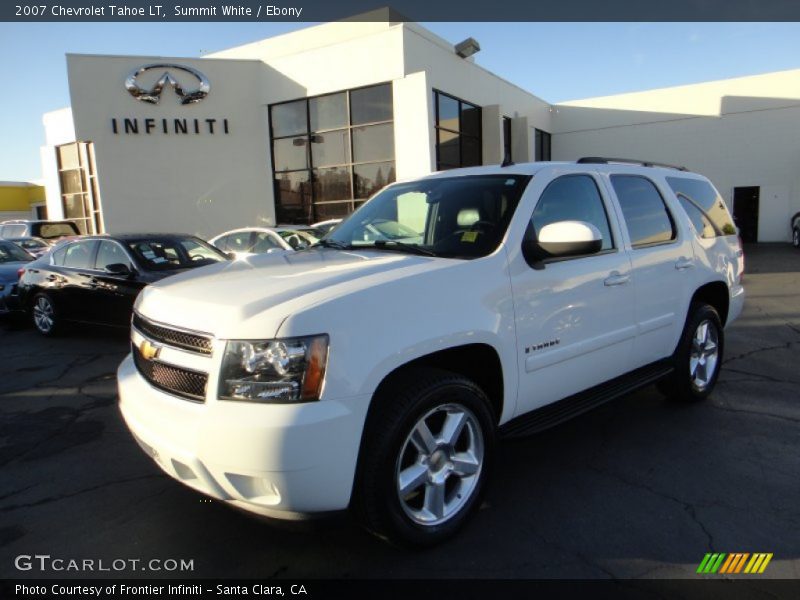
[139, 339, 162, 361]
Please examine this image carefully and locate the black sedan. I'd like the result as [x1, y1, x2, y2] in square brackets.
[16, 233, 229, 335]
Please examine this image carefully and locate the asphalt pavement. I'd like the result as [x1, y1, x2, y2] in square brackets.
[1, 244, 798, 579]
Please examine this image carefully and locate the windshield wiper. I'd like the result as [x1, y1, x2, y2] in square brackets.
[313, 239, 353, 250]
[372, 240, 437, 257]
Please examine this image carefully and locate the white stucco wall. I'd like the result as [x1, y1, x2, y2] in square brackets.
[65, 54, 284, 238]
[553, 70, 800, 242]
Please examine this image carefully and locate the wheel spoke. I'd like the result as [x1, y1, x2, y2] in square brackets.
[410, 421, 437, 455]
[398, 463, 428, 496]
[451, 452, 480, 477]
[440, 410, 467, 446]
[423, 481, 446, 520]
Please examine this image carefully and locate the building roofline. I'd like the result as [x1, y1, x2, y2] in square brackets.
[559, 66, 800, 105]
[65, 52, 263, 64]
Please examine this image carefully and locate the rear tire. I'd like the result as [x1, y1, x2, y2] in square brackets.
[793, 227, 800, 248]
[31, 293, 59, 336]
[353, 368, 496, 547]
[659, 303, 723, 402]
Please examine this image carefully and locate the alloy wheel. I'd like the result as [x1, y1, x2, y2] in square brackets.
[690, 319, 719, 391]
[395, 403, 484, 526]
[33, 296, 55, 334]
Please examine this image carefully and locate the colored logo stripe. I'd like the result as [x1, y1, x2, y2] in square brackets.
[697, 553, 726, 573]
[698, 552, 773, 574]
[744, 553, 773, 574]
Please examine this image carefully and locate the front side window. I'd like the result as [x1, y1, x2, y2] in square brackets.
[95, 241, 132, 271]
[269, 83, 395, 224]
[251, 232, 282, 253]
[218, 232, 253, 254]
[531, 175, 614, 251]
[434, 91, 482, 171]
[327, 175, 530, 259]
[611, 175, 676, 248]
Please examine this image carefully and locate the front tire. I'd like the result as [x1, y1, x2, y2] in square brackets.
[353, 368, 496, 547]
[793, 227, 800, 248]
[31, 293, 59, 336]
[660, 303, 724, 401]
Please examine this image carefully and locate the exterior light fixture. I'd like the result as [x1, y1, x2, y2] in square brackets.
[455, 38, 481, 59]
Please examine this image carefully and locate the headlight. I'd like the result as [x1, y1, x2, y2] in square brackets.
[218, 335, 329, 403]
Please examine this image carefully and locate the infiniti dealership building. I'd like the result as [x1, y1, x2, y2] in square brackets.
[41, 13, 800, 242]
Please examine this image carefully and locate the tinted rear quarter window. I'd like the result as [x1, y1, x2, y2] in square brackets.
[611, 176, 676, 247]
[665, 177, 737, 236]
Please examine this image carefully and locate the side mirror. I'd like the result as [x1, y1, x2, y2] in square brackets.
[105, 262, 134, 278]
[522, 220, 603, 267]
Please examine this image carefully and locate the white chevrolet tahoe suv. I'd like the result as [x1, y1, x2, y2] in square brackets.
[118, 158, 745, 546]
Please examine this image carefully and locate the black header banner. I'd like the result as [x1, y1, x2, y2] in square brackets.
[4, 0, 800, 22]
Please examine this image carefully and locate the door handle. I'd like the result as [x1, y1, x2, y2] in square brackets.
[604, 271, 630, 287]
[675, 257, 694, 270]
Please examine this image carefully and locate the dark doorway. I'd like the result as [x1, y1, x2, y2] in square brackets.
[733, 186, 760, 243]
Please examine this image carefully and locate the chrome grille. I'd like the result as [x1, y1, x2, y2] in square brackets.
[132, 313, 212, 355]
[132, 343, 208, 402]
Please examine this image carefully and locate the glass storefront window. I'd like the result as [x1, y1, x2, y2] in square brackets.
[311, 129, 350, 167]
[271, 100, 307, 137]
[310, 93, 347, 132]
[350, 84, 393, 125]
[269, 83, 396, 224]
[272, 137, 308, 171]
[352, 123, 394, 163]
[354, 162, 396, 199]
[434, 91, 482, 171]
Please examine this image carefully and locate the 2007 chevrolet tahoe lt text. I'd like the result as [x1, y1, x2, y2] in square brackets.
[118, 159, 745, 546]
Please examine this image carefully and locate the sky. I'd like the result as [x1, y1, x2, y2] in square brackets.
[2, 21, 800, 181]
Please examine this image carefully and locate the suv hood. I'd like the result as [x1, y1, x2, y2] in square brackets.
[136, 248, 454, 337]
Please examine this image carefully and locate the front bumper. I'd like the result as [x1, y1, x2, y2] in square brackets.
[117, 354, 370, 517]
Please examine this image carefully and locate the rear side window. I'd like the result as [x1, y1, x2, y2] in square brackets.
[532, 174, 614, 251]
[666, 177, 737, 236]
[62, 241, 95, 269]
[611, 176, 676, 248]
[677, 197, 716, 239]
[1, 224, 26, 238]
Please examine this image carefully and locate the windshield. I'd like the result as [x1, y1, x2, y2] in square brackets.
[326, 174, 530, 258]
[126, 237, 228, 271]
[12, 238, 48, 249]
[0, 241, 33, 263]
[35, 222, 79, 239]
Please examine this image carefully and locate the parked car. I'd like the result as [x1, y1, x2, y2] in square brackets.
[209, 227, 294, 259]
[118, 158, 744, 546]
[17, 233, 229, 335]
[792, 211, 800, 248]
[0, 219, 80, 242]
[0, 240, 34, 315]
[7, 237, 52, 258]
[311, 218, 342, 237]
[273, 225, 320, 250]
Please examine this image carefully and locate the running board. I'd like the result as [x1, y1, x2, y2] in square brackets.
[500, 361, 674, 439]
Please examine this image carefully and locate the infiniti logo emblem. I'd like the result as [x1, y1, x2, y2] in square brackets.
[125, 63, 210, 105]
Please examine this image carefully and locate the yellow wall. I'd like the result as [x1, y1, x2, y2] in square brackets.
[0, 184, 46, 212]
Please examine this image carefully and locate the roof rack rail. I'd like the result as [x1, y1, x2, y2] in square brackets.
[577, 157, 688, 172]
